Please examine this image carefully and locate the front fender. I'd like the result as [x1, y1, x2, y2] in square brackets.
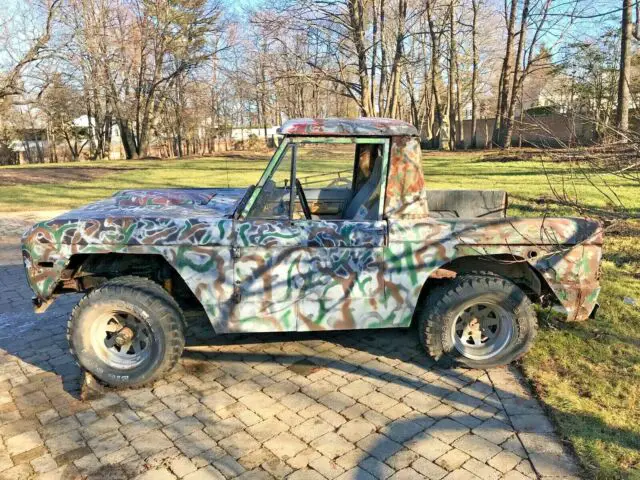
[21, 222, 71, 301]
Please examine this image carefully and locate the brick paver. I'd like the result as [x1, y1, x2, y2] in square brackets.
[0, 236, 583, 479]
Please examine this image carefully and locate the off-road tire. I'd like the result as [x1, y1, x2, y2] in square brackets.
[68, 276, 185, 388]
[418, 272, 537, 369]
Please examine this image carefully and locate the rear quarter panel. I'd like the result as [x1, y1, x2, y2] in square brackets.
[385, 217, 603, 324]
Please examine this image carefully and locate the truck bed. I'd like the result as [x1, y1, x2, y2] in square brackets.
[426, 190, 507, 218]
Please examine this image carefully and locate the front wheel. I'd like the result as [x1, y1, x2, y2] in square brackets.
[419, 273, 537, 369]
[68, 276, 185, 388]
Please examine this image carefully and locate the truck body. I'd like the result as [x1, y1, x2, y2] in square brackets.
[20, 118, 603, 385]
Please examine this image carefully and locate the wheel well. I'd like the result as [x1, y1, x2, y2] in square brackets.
[413, 254, 549, 325]
[59, 253, 205, 313]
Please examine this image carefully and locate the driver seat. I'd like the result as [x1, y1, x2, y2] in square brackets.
[342, 154, 383, 220]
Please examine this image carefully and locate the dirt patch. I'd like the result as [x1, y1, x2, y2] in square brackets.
[475, 149, 550, 163]
[607, 219, 640, 237]
[0, 166, 141, 186]
[287, 358, 323, 376]
[0, 210, 67, 242]
[421, 148, 552, 163]
[199, 151, 273, 162]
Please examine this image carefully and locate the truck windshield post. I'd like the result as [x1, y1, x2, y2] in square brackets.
[289, 144, 297, 222]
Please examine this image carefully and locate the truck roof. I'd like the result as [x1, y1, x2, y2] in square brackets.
[278, 117, 418, 137]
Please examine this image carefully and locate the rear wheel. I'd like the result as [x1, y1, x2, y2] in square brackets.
[68, 276, 185, 388]
[419, 273, 537, 369]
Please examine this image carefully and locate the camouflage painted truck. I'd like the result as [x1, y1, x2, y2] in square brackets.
[21, 118, 603, 387]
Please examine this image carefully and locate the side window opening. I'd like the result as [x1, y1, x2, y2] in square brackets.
[248, 140, 386, 221]
[295, 143, 355, 189]
[294, 142, 355, 220]
[345, 144, 384, 220]
[353, 144, 382, 191]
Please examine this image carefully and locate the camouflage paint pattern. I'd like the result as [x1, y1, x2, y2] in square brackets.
[22, 119, 603, 334]
[387, 218, 602, 323]
[21, 188, 241, 330]
[233, 219, 386, 332]
[384, 136, 430, 219]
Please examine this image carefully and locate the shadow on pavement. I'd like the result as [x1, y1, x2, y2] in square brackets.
[0, 260, 593, 479]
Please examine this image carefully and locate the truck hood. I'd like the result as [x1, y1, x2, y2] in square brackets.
[53, 188, 247, 221]
[21, 188, 247, 249]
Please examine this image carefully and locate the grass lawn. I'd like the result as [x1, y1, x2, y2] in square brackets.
[1, 150, 639, 479]
[524, 228, 640, 480]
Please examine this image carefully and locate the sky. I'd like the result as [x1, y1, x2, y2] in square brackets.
[0, 0, 630, 71]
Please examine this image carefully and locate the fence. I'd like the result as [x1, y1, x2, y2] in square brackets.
[461, 113, 597, 148]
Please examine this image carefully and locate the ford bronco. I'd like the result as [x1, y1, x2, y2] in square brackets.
[21, 118, 603, 387]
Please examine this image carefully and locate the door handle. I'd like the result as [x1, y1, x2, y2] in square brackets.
[361, 227, 387, 246]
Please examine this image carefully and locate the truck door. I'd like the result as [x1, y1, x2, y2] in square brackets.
[231, 137, 390, 333]
[294, 219, 387, 331]
[289, 137, 390, 331]
[230, 141, 302, 333]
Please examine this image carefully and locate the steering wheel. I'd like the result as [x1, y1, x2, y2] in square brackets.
[295, 179, 312, 220]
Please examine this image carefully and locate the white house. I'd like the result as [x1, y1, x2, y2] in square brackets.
[230, 126, 280, 141]
[73, 115, 124, 159]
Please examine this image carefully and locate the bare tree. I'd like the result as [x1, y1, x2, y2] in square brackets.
[492, 0, 519, 147]
[4, 0, 633, 164]
[0, 0, 60, 100]
[616, 0, 633, 134]
[502, 0, 531, 147]
[60, 0, 227, 159]
[470, 0, 480, 148]
[40, 73, 89, 161]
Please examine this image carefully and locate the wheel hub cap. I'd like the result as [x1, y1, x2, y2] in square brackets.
[451, 303, 513, 361]
[91, 311, 152, 370]
[112, 326, 135, 347]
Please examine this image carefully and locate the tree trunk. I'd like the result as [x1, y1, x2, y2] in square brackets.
[493, 0, 519, 147]
[616, 0, 632, 134]
[426, 0, 444, 149]
[455, 58, 464, 148]
[370, 0, 379, 115]
[104, 113, 112, 159]
[470, 0, 479, 148]
[448, 0, 457, 150]
[118, 120, 137, 159]
[378, 0, 387, 114]
[386, 0, 406, 118]
[348, 0, 373, 116]
[635, 0, 639, 40]
[503, 0, 529, 148]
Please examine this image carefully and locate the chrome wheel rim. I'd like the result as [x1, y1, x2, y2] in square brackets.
[90, 310, 153, 369]
[450, 302, 513, 361]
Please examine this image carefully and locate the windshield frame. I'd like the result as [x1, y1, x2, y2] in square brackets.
[237, 136, 390, 220]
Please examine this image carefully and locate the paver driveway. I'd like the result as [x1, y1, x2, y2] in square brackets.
[0, 239, 582, 480]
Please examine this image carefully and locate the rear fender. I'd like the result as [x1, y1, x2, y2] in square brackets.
[528, 244, 602, 321]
